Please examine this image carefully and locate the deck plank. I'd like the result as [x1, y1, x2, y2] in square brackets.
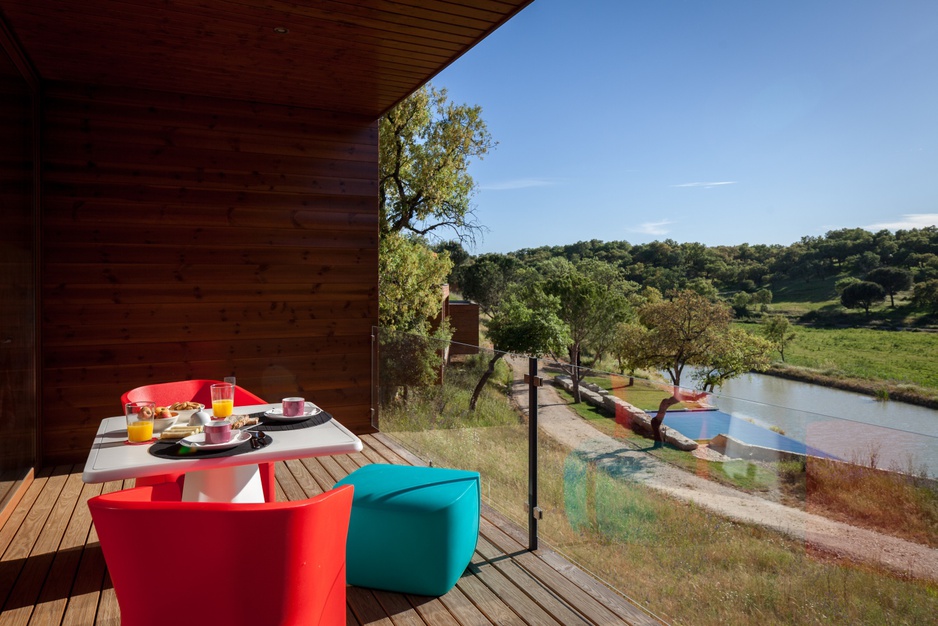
[1, 437, 662, 626]
[28, 472, 98, 625]
[63, 480, 123, 626]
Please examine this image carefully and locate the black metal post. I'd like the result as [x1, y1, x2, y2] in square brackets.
[527, 356, 539, 551]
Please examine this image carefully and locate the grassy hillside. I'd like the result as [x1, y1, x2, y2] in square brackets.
[767, 275, 935, 328]
[738, 277, 938, 402]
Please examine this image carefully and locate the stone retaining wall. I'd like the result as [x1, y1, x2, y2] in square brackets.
[550, 376, 698, 451]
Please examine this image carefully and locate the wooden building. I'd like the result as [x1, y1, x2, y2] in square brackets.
[0, 0, 533, 518]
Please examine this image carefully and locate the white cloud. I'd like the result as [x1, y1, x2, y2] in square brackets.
[673, 181, 737, 189]
[480, 178, 557, 191]
[864, 213, 938, 231]
[632, 220, 674, 236]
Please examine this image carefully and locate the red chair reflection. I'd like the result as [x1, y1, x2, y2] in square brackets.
[121, 379, 275, 501]
[89, 482, 353, 626]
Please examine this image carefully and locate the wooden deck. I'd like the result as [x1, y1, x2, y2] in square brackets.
[0, 433, 662, 625]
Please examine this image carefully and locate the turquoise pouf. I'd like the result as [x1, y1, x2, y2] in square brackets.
[335, 464, 480, 596]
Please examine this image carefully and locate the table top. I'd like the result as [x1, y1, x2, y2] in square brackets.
[81, 403, 363, 484]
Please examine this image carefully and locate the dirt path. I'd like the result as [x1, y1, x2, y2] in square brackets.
[507, 357, 938, 582]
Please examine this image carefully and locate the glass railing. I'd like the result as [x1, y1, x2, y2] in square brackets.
[371, 327, 938, 625]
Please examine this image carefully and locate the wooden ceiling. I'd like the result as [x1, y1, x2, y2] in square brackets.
[0, 0, 532, 118]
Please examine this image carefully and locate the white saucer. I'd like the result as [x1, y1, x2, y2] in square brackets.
[179, 430, 253, 450]
[264, 405, 322, 421]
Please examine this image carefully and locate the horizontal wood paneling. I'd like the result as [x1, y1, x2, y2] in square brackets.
[40, 82, 379, 464]
[1, 0, 533, 117]
[0, 34, 37, 486]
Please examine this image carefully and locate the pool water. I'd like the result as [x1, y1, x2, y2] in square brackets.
[655, 409, 837, 459]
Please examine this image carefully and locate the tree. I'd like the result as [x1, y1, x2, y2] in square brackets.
[378, 232, 453, 333]
[761, 314, 797, 361]
[835, 276, 861, 295]
[459, 253, 522, 316]
[865, 266, 912, 307]
[378, 234, 454, 404]
[732, 291, 751, 317]
[840, 280, 885, 316]
[433, 240, 471, 291]
[912, 279, 938, 314]
[693, 327, 774, 391]
[468, 296, 568, 410]
[615, 290, 732, 389]
[538, 258, 632, 402]
[751, 289, 773, 312]
[379, 84, 494, 243]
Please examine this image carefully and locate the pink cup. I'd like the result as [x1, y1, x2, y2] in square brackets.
[282, 397, 307, 417]
[204, 420, 231, 444]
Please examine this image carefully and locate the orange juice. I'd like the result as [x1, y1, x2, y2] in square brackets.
[127, 419, 153, 443]
[212, 398, 234, 418]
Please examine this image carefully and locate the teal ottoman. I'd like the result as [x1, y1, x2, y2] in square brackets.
[335, 464, 480, 596]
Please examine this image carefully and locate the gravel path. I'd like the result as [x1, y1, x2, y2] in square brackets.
[507, 357, 938, 582]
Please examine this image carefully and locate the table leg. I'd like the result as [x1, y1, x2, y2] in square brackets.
[181, 464, 264, 503]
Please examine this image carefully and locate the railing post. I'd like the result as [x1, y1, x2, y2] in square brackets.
[525, 356, 542, 551]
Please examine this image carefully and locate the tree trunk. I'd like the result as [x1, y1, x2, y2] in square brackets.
[469, 353, 503, 411]
[651, 396, 680, 442]
[569, 345, 582, 403]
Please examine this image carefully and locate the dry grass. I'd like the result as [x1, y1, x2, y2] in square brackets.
[800, 457, 938, 548]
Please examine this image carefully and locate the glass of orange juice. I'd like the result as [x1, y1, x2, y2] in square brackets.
[211, 383, 234, 419]
[125, 401, 155, 444]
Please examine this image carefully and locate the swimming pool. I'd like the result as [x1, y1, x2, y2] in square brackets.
[655, 408, 837, 459]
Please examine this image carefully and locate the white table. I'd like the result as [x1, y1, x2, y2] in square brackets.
[82, 403, 363, 502]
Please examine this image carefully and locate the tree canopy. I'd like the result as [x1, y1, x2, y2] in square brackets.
[378, 232, 453, 333]
[379, 84, 494, 243]
[840, 280, 886, 316]
[614, 290, 771, 390]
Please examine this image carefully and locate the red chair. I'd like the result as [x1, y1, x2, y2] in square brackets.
[121, 378, 266, 407]
[121, 379, 275, 501]
[89, 482, 353, 626]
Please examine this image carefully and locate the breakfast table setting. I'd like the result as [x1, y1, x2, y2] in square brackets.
[82, 388, 362, 503]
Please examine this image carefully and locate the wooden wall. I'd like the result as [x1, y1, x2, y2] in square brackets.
[449, 301, 480, 355]
[40, 82, 379, 465]
[0, 37, 37, 498]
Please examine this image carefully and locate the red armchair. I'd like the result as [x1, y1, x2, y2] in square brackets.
[121, 379, 274, 501]
[89, 482, 353, 626]
[121, 378, 266, 407]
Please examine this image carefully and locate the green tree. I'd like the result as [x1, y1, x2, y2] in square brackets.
[751, 288, 773, 312]
[761, 314, 797, 361]
[433, 240, 471, 291]
[378, 232, 453, 333]
[912, 279, 938, 314]
[538, 258, 632, 402]
[732, 291, 752, 317]
[379, 84, 494, 243]
[840, 280, 885, 316]
[835, 276, 862, 295]
[694, 327, 774, 391]
[469, 296, 568, 410]
[865, 266, 913, 307]
[459, 253, 522, 316]
[615, 290, 733, 389]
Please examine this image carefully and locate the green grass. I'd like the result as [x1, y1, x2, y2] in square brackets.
[739, 321, 938, 391]
[766, 275, 934, 327]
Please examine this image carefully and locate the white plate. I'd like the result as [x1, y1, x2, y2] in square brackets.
[179, 430, 253, 450]
[264, 405, 322, 421]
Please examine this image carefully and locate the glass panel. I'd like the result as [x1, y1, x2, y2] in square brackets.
[373, 328, 938, 623]
[373, 327, 529, 526]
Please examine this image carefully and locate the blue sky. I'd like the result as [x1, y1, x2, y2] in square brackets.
[433, 0, 938, 254]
